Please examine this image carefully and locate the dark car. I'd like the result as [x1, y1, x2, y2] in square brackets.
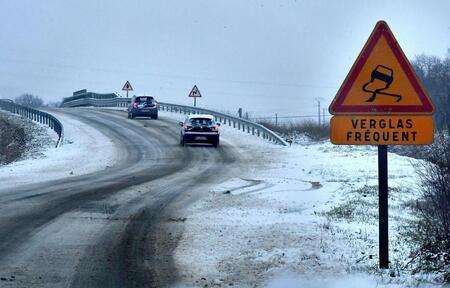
[127, 96, 158, 119]
[179, 114, 220, 147]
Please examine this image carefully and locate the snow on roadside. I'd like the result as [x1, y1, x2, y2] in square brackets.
[0, 110, 119, 191]
[149, 110, 438, 287]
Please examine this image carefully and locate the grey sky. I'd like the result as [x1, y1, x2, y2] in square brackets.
[1, 0, 449, 116]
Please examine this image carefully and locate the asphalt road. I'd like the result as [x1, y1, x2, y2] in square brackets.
[0, 108, 248, 288]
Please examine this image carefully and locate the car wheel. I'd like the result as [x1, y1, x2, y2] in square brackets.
[212, 138, 219, 148]
[152, 114, 158, 120]
[180, 136, 185, 146]
[127, 113, 131, 119]
[131, 113, 135, 119]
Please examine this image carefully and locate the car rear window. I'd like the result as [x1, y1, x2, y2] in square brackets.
[135, 97, 154, 104]
[189, 118, 214, 126]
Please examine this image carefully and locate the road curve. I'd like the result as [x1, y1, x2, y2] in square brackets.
[0, 108, 248, 288]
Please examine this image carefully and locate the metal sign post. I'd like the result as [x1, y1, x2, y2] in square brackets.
[378, 145, 389, 268]
[329, 21, 435, 269]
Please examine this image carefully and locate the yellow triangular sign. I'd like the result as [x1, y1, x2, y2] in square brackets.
[329, 21, 434, 115]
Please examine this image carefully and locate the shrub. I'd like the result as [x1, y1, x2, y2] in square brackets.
[0, 117, 26, 164]
[407, 134, 450, 279]
[257, 119, 330, 141]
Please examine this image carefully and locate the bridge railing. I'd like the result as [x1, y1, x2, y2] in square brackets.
[0, 99, 64, 148]
[61, 97, 288, 146]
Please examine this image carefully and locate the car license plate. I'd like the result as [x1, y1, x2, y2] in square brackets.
[195, 136, 207, 140]
[142, 109, 150, 112]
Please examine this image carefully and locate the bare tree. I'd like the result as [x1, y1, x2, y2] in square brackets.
[14, 94, 44, 108]
[412, 55, 450, 133]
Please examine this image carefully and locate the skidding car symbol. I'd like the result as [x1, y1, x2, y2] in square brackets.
[362, 65, 402, 103]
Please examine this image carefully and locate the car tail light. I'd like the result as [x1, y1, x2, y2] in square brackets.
[184, 125, 193, 130]
[210, 125, 219, 131]
[133, 103, 138, 108]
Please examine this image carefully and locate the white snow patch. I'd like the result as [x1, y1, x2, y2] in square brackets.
[0, 110, 119, 190]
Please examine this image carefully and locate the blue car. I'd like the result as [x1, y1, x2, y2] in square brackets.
[128, 96, 158, 119]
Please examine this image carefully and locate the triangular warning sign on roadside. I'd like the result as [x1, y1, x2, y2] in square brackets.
[122, 81, 133, 91]
[329, 21, 434, 115]
[189, 85, 202, 97]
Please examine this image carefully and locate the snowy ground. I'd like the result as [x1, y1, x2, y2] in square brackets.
[0, 109, 118, 190]
[0, 107, 442, 286]
[153, 111, 441, 287]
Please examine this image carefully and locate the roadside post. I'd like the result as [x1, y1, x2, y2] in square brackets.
[328, 21, 435, 269]
[189, 85, 202, 107]
[122, 81, 133, 98]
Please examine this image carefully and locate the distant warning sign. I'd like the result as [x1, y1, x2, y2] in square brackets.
[329, 21, 434, 115]
[122, 81, 133, 91]
[188, 85, 202, 97]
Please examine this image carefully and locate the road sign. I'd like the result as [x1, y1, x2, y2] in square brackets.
[122, 81, 133, 91]
[330, 116, 434, 145]
[189, 85, 201, 107]
[189, 85, 202, 97]
[329, 21, 434, 115]
[328, 20, 435, 270]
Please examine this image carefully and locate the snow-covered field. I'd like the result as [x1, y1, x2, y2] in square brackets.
[0, 110, 118, 190]
[156, 111, 438, 287]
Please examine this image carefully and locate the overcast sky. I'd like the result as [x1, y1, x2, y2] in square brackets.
[1, 0, 449, 116]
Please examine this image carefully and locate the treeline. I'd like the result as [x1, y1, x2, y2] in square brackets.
[412, 55, 450, 132]
[3, 94, 60, 108]
[14, 94, 44, 108]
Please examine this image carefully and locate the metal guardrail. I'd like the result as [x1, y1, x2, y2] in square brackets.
[61, 97, 288, 146]
[0, 99, 64, 148]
